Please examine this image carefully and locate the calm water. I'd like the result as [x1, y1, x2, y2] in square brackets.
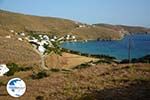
[61, 34, 150, 60]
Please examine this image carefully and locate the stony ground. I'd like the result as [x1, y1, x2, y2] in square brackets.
[0, 63, 149, 100]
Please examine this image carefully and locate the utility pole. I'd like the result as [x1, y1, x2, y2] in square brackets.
[128, 38, 131, 63]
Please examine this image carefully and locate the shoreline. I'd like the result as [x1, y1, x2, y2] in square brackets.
[61, 33, 150, 62]
[68, 32, 150, 43]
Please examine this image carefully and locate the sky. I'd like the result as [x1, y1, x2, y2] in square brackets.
[0, 0, 150, 27]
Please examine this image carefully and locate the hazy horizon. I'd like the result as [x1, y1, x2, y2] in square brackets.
[0, 0, 150, 27]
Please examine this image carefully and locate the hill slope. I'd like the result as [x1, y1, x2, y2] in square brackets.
[0, 10, 122, 40]
[94, 23, 150, 34]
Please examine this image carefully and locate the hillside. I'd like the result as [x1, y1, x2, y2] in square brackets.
[0, 10, 122, 40]
[0, 10, 78, 34]
[94, 23, 150, 34]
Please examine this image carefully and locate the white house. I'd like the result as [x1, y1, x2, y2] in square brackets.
[58, 37, 65, 41]
[66, 35, 71, 40]
[38, 40, 49, 46]
[38, 45, 46, 54]
[10, 30, 14, 33]
[50, 39, 55, 42]
[0, 64, 9, 76]
[71, 35, 76, 39]
[5, 35, 11, 39]
[79, 25, 86, 28]
[18, 38, 23, 41]
[43, 35, 49, 41]
[18, 32, 25, 36]
[53, 36, 57, 39]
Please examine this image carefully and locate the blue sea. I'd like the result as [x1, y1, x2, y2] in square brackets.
[61, 34, 150, 60]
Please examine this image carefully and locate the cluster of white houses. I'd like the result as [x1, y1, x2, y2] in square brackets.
[5, 29, 77, 54]
[27, 34, 53, 54]
[7, 30, 77, 54]
[26, 34, 77, 54]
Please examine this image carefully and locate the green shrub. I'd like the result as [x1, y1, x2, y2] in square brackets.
[0, 80, 5, 86]
[20, 67, 33, 71]
[120, 55, 150, 64]
[29, 33, 41, 41]
[31, 71, 49, 79]
[73, 63, 91, 69]
[36, 96, 44, 100]
[50, 68, 60, 72]
[5, 63, 32, 76]
[5, 63, 20, 76]
[79, 94, 94, 100]
[94, 60, 111, 64]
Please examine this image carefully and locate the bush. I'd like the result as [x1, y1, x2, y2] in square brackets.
[73, 63, 91, 69]
[36, 96, 44, 100]
[20, 67, 33, 71]
[5, 63, 32, 76]
[50, 68, 60, 72]
[120, 55, 150, 64]
[31, 71, 49, 79]
[5, 63, 20, 76]
[0, 81, 5, 86]
[94, 60, 111, 64]
[120, 59, 129, 64]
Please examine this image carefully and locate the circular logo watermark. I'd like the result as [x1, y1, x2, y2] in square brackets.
[6, 78, 26, 97]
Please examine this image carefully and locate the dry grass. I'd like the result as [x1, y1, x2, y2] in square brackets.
[0, 10, 78, 34]
[72, 26, 122, 40]
[0, 37, 40, 67]
[0, 63, 149, 100]
[0, 10, 124, 40]
[95, 23, 150, 33]
[45, 52, 98, 69]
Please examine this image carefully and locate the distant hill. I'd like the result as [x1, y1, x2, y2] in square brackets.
[0, 10, 77, 34]
[0, 10, 123, 40]
[94, 23, 150, 34]
[117, 25, 150, 33]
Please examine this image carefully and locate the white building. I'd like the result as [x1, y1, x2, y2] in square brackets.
[38, 45, 46, 54]
[10, 30, 14, 33]
[50, 39, 55, 42]
[43, 35, 49, 41]
[18, 38, 23, 41]
[0, 64, 9, 76]
[18, 32, 25, 36]
[71, 35, 76, 39]
[5, 35, 11, 39]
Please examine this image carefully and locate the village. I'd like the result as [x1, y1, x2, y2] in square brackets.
[0, 29, 78, 76]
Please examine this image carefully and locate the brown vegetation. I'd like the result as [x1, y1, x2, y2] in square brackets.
[0, 63, 149, 100]
[0, 37, 40, 67]
[0, 10, 124, 40]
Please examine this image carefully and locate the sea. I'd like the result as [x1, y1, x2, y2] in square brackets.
[61, 34, 150, 60]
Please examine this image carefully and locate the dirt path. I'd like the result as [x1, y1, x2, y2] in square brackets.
[32, 45, 48, 70]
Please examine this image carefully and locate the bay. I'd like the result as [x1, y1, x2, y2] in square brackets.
[61, 34, 150, 60]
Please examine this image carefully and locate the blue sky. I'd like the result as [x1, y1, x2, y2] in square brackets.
[0, 0, 150, 27]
